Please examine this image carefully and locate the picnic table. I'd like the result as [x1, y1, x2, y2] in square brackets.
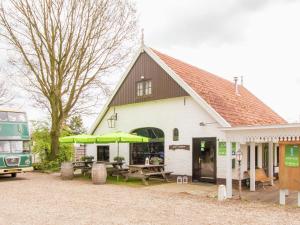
[72, 161, 127, 177]
[124, 164, 172, 185]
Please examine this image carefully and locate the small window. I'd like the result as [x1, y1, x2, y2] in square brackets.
[145, 80, 152, 95]
[137, 82, 144, 97]
[173, 128, 179, 141]
[0, 112, 8, 121]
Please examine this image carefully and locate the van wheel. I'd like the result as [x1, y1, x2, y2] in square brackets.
[11, 173, 17, 178]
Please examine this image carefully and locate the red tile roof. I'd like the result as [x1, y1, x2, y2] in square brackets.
[152, 49, 286, 126]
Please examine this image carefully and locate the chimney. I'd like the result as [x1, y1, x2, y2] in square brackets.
[240, 76, 244, 86]
[234, 77, 239, 95]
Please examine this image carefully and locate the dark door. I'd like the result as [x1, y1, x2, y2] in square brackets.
[192, 138, 216, 183]
[97, 146, 109, 161]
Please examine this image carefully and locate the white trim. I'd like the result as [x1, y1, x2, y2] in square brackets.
[221, 123, 300, 131]
[144, 47, 230, 127]
[89, 45, 231, 133]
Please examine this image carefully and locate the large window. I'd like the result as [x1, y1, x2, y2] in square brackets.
[0, 112, 26, 122]
[0, 141, 25, 153]
[136, 80, 152, 97]
[97, 146, 109, 161]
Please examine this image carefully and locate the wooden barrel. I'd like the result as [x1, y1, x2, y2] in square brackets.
[92, 163, 107, 185]
[61, 162, 74, 180]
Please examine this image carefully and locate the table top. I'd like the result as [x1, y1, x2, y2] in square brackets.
[128, 164, 165, 168]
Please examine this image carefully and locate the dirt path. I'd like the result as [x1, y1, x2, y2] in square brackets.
[0, 172, 299, 225]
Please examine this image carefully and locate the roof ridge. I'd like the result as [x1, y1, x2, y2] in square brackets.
[151, 48, 236, 86]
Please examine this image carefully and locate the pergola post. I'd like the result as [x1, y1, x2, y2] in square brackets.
[257, 143, 262, 168]
[250, 142, 256, 192]
[226, 141, 232, 198]
[268, 142, 274, 185]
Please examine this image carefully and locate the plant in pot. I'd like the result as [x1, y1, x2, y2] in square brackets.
[113, 156, 125, 163]
[81, 155, 94, 162]
[150, 157, 163, 165]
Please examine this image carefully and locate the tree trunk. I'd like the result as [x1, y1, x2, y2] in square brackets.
[49, 119, 62, 161]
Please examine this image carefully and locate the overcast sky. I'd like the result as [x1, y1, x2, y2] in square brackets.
[136, 0, 300, 123]
[3, 0, 300, 127]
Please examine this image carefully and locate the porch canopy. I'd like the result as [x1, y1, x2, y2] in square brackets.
[220, 123, 300, 198]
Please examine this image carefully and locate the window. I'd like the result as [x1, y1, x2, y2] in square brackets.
[97, 146, 109, 161]
[0, 141, 10, 153]
[7, 112, 26, 122]
[0, 141, 24, 153]
[173, 128, 179, 141]
[0, 112, 8, 121]
[145, 80, 152, 95]
[137, 82, 144, 97]
[136, 80, 152, 97]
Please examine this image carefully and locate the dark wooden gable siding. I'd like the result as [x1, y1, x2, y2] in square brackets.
[109, 52, 188, 106]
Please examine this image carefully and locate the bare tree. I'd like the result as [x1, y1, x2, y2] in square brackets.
[0, 79, 13, 106]
[0, 0, 137, 160]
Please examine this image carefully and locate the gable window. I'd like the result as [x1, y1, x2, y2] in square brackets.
[136, 80, 152, 97]
[137, 81, 144, 97]
[173, 128, 179, 141]
[145, 80, 152, 95]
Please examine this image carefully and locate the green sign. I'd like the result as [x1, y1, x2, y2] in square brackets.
[285, 145, 299, 167]
[218, 142, 236, 156]
[219, 142, 226, 156]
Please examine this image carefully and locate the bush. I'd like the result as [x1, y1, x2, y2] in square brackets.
[113, 156, 125, 162]
[32, 160, 60, 172]
[81, 155, 94, 161]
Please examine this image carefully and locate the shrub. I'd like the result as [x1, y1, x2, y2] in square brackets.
[113, 156, 125, 162]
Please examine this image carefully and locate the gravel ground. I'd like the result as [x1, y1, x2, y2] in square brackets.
[0, 172, 300, 225]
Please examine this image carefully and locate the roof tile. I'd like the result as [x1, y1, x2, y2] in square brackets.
[152, 49, 286, 126]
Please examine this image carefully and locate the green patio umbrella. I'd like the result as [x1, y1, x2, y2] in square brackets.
[59, 134, 98, 144]
[96, 131, 150, 159]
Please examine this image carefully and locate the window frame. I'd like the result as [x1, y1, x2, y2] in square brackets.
[173, 128, 179, 141]
[136, 79, 152, 97]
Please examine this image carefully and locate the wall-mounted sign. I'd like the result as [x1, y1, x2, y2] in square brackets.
[218, 142, 236, 156]
[169, 145, 190, 150]
[285, 145, 299, 167]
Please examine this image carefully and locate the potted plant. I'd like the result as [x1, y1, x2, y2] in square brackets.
[113, 156, 125, 163]
[150, 157, 163, 165]
[81, 155, 94, 162]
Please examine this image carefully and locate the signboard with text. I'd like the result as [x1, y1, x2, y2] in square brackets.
[285, 145, 299, 167]
[218, 142, 236, 156]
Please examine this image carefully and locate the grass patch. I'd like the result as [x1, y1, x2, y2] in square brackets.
[75, 173, 168, 187]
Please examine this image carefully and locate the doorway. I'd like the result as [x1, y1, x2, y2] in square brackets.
[97, 146, 109, 161]
[192, 137, 216, 183]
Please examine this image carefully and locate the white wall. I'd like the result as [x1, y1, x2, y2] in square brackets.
[87, 96, 229, 178]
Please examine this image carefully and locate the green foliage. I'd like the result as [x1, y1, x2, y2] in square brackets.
[67, 115, 86, 135]
[32, 160, 60, 172]
[113, 156, 125, 162]
[150, 157, 163, 165]
[31, 121, 74, 164]
[81, 155, 94, 161]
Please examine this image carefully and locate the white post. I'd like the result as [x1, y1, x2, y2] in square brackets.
[298, 192, 300, 207]
[268, 142, 274, 185]
[226, 141, 232, 198]
[250, 142, 256, 192]
[257, 143, 262, 168]
[279, 189, 286, 205]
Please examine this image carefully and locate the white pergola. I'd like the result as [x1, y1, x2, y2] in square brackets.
[221, 123, 300, 198]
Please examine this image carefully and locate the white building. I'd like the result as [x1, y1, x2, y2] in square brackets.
[87, 45, 300, 197]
